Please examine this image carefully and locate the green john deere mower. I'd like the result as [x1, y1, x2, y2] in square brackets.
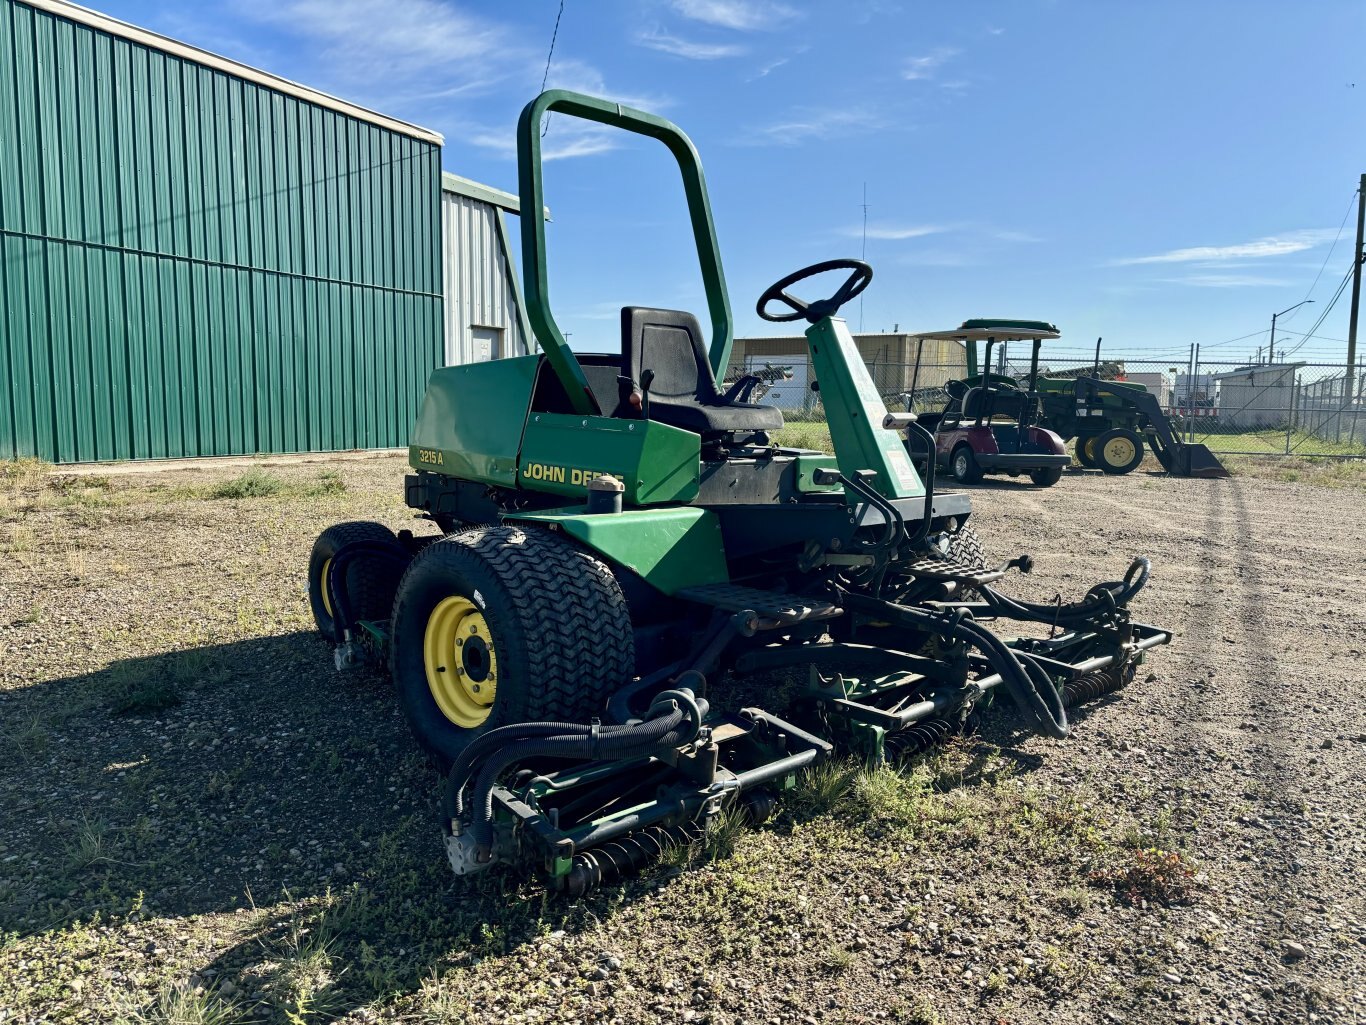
[308, 90, 1171, 894]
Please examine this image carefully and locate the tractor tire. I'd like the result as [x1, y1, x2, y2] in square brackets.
[945, 522, 986, 572]
[949, 445, 983, 484]
[1075, 437, 1098, 469]
[944, 522, 987, 600]
[308, 521, 403, 642]
[1094, 428, 1145, 475]
[388, 525, 635, 767]
[1030, 466, 1063, 487]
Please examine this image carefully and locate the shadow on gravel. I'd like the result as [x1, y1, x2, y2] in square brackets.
[0, 627, 1112, 1019]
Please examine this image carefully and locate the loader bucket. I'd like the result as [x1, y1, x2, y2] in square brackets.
[1172, 443, 1230, 478]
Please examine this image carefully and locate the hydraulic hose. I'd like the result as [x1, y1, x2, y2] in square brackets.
[467, 704, 702, 856]
[838, 590, 1070, 739]
[976, 557, 1150, 628]
[443, 720, 597, 821]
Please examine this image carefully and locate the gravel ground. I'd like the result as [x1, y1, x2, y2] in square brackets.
[1, 455, 1363, 1025]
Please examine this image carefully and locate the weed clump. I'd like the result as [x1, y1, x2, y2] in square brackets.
[1089, 846, 1196, 906]
[208, 467, 285, 499]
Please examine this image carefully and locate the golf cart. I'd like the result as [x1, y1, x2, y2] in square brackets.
[911, 320, 1070, 486]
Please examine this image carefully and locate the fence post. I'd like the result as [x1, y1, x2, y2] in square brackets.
[1286, 380, 1296, 454]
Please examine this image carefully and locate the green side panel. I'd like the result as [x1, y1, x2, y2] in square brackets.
[509, 507, 728, 595]
[518, 414, 700, 506]
[407, 356, 538, 485]
[793, 453, 842, 493]
[805, 318, 925, 501]
[0, 2, 442, 462]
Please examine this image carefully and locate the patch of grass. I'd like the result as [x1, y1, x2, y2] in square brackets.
[1222, 454, 1366, 490]
[771, 419, 832, 452]
[13, 601, 43, 625]
[2, 716, 50, 764]
[892, 996, 943, 1024]
[702, 807, 749, 863]
[116, 979, 243, 1025]
[208, 467, 286, 499]
[0, 457, 51, 491]
[1089, 847, 1197, 907]
[305, 469, 346, 497]
[791, 759, 860, 815]
[4, 524, 35, 554]
[105, 649, 231, 715]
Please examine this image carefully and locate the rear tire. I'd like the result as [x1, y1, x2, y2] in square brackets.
[950, 445, 983, 484]
[1094, 428, 1144, 475]
[1030, 466, 1063, 487]
[308, 521, 402, 642]
[944, 522, 987, 600]
[945, 522, 986, 571]
[388, 525, 635, 767]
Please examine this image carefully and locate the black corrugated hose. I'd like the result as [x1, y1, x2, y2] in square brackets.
[466, 701, 703, 858]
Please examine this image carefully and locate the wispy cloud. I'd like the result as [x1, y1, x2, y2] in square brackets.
[671, 0, 798, 31]
[240, 0, 513, 86]
[903, 46, 960, 81]
[1162, 274, 1296, 288]
[743, 106, 885, 145]
[841, 224, 947, 241]
[637, 29, 747, 59]
[747, 46, 808, 80]
[457, 60, 667, 161]
[1115, 229, 1340, 265]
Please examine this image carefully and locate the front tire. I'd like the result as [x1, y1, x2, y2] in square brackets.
[1075, 437, 1098, 468]
[388, 525, 635, 766]
[950, 445, 983, 484]
[1094, 428, 1144, 475]
[1030, 466, 1063, 487]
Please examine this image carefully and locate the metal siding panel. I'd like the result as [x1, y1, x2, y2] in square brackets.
[2, 1, 443, 462]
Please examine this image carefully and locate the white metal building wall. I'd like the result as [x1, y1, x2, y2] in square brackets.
[440, 187, 530, 365]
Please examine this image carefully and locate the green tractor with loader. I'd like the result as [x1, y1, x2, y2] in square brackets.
[307, 91, 1171, 893]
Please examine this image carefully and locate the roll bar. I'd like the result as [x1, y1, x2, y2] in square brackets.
[516, 90, 734, 416]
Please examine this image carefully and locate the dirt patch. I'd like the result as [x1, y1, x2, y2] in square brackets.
[1, 457, 1362, 1024]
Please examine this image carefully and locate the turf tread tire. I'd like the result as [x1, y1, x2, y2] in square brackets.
[308, 521, 401, 642]
[945, 523, 986, 572]
[388, 525, 635, 766]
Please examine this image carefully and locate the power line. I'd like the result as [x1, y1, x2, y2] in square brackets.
[1281, 261, 1356, 357]
[539, 0, 566, 138]
[1301, 187, 1360, 301]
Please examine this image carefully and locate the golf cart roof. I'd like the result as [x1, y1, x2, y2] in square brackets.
[915, 318, 1060, 343]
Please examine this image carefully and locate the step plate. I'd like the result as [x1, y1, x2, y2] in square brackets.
[900, 557, 1007, 587]
[675, 583, 842, 624]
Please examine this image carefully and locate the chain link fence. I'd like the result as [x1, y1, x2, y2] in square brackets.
[725, 349, 1366, 459]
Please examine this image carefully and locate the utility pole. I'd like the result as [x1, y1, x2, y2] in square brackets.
[1347, 173, 1365, 403]
[1270, 299, 1313, 365]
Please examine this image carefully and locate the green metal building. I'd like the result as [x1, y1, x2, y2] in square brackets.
[0, 0, 445, 462]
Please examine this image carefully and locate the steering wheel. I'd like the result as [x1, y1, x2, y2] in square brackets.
[756, 259, 873, 324]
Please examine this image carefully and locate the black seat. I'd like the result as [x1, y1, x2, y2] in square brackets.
[620, 307, 783, 436]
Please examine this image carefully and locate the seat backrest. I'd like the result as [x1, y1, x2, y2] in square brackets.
[960, 386, 986, 420]
[620, 307, 721, 404]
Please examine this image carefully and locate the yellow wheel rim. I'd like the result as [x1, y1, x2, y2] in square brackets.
[320, 558, 334, 618]
[423, 596, 498, 728]
[1103, 436, 1137, 467]
[1082, 437, 1098, 460]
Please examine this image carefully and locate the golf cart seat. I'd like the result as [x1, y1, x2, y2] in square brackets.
[960, 386, 989, 421]
[620, 307, 784, 436]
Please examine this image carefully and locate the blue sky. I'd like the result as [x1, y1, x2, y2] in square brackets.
[103, 0, 1364, 366]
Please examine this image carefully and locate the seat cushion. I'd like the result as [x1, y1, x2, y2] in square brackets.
[648, 397, 784, 434]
